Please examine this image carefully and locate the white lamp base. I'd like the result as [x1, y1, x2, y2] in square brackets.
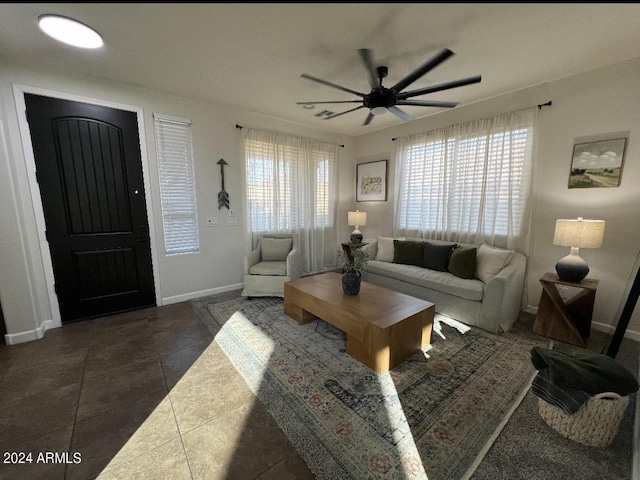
[555, 247, 589, 283]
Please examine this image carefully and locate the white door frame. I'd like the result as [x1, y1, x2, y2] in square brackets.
[12, 84, 163, 328]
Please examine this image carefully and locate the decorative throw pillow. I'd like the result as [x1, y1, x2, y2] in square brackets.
[476, 243, 514, 283]
[375, 236, 396, 262]
[393, 240, 424, 267]
[422, 241, 457, 272]
[261, 237, 292, 261]
[448, 246, 477, 279]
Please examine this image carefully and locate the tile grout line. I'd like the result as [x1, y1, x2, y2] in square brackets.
[167, 394, 196, 480]
[92, 317, 183, 477]
[156, 326, 195, 479]
[64, 323, 96, 480]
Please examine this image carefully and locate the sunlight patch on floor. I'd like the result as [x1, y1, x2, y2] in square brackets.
[380, 374, 429, 479]
[96, 316, 265, 478]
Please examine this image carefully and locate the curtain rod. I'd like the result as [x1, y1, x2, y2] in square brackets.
[391, 100, 553, 141]
[236, 124, 344, 148]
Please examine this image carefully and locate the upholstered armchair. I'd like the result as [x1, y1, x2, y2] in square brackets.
[241, 233, 301, 298]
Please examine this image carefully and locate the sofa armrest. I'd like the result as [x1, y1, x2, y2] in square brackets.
[244, 247, 261, 274]
[481, 252, 526, 333]
[286, 248, 301, 280]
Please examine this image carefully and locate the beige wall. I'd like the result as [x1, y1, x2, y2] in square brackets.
[2, 57, 639, 343]
[0, 61, 355, 342]
[353, 58, 640, 337]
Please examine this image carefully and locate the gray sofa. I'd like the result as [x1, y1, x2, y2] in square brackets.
[360, 238, 526, 334]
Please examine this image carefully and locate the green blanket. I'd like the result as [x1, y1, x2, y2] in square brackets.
[530, 346, 639, 396]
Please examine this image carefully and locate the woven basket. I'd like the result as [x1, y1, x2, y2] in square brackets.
[538, 392, 630, 448]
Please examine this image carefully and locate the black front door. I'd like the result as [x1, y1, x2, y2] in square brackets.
[25, 93, 156, 323]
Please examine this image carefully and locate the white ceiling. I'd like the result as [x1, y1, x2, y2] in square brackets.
[1, 3, 639, 137]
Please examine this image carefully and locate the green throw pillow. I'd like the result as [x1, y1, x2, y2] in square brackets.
[393, 240, 423, 267]
[448, 246, 477, 279]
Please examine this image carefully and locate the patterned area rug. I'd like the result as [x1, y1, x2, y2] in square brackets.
[194, 294, 546, 480]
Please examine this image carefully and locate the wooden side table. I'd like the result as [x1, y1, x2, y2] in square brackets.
[532, 272, 598, 348]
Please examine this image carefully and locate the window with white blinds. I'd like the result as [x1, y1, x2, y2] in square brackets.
[242, 127, 338, 272]
[243, 130, 337, 233]
[395, 108, 535, 249]
[154, 114, 199, 254]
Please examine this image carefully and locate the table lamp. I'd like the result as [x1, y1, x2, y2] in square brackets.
[553, 217, 605, 282]
[348, 210, 367, 244]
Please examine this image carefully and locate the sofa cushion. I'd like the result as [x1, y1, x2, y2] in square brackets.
[393, 240, 423, 267]
[365, 260, 484, 301]
[422, 241, 457, 272]
[375, 236, 396, 262]
[249, 261, 287, 276]
[476, 243, 514, 283]
[448, 246, 477, 279]
[261, 237, 292, 261]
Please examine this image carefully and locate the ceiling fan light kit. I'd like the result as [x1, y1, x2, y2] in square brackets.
[298, 47, 481, 126]
[370, 106, 388, 115]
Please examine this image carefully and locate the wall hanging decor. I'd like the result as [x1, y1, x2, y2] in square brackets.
[568, 137, 627, 188]
[356, 159, 387, 201]
[217, 158, 230, 209]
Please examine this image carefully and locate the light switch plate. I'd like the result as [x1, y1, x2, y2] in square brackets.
[206, 217, 219, 227]
[226, 216, 238, 226]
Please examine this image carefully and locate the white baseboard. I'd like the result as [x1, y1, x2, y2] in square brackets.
[4, 319, 55, 345]
[524, 305, 640, 342]
[161, 283, 244, 305]
[3, 284, 244, 344]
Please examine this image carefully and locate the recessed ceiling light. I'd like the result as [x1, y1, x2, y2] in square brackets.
[303, 104, 315, 110]
[38, 14, 103, 49]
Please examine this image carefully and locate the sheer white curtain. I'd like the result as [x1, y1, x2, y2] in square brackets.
[242, 127, 338, 272]
[394, 107, 536, 252]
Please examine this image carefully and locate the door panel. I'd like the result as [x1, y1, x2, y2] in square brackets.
[25, 93, 156, 323]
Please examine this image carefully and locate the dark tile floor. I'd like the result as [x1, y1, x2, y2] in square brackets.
[0, 300, 314, 479]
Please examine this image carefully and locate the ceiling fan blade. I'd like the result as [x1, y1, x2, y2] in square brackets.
[391, 48, 455, 93]
[398, 75, 482, 99]
[363, 112, 375, 126]
[325, 105, 365, 120]
[296, 101, 362, 105]
[358, 49, 379, 90]
[301, 74, 365, 98]
[396, 100, 458, 108]
[388, 106, 414, 122]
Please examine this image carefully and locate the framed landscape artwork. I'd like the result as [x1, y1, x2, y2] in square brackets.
[356, 160, 387, 201]
[568, 137, 627, 188]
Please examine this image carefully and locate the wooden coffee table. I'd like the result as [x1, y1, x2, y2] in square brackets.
[284, 272, 435, 374]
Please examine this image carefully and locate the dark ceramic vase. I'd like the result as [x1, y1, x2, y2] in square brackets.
[342, 270, 362, 295]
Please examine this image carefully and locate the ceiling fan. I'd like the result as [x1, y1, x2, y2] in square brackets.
[297, 48, 481, 126]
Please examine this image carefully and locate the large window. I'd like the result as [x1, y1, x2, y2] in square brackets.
[243, 128, 338, 272]
[154, 114, 199, 254]
[395, 108, 535, 249]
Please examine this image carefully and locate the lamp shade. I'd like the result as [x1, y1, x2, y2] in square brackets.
[348, 211, 367, 227]
[553, 218, 605, 249]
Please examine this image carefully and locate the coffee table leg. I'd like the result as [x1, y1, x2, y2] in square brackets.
[284, 303, 317, 324]
[284, 284, 318, 324]
[345, 331, 390, 375]
[420, 310, 434, 350]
